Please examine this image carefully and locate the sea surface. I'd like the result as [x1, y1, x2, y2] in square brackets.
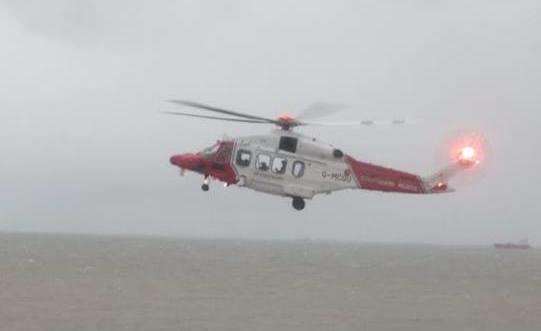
[1, 232, 540, 331]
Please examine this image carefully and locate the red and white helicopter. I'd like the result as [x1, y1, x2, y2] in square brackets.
[166, 100, 484, 210]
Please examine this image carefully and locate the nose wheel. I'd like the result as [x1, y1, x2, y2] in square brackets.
[292, 197, 305, 211]
[201, 177, 210, 191]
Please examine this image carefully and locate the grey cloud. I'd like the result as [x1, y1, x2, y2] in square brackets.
[1, 0, 540, 245]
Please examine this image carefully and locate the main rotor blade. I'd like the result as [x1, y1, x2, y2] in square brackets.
[301, 119, 418, 127]
[162, 111, 270, 124]
[168, 99, 280, 125]
[296, 102, 347, 121]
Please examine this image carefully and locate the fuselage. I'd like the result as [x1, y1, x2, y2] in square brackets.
[169, 129, 438, 203]
[170, 130, 356, 199]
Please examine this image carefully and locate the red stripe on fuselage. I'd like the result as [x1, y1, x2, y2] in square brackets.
[345, 155, 425, 194]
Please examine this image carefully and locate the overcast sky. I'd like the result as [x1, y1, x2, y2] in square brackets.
[1, 0, 540, 245]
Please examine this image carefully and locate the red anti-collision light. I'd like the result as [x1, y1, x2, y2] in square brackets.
[448, 133, 486, 167]
[460, 146, 475, 160]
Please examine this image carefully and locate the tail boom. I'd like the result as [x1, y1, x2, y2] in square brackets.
[345, 156, 427, 194]
[345, 155, 473, 194]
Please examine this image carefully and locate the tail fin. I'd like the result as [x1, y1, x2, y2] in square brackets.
[422, 164, 465, 193]
[422, 152, 479, 193]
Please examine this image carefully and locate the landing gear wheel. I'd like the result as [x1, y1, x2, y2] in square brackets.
[292, 197, 305, 211]
[201, 183, 209, 191]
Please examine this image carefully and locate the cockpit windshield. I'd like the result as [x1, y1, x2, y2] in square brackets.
[200, 142, 220, 157]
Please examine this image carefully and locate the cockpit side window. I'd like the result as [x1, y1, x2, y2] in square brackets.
[256, 154, 271, 171]
[279, 136, 298, 153]
[236, 149, 252, 167]
[201, 143, 220, 158]
[271, 157, 287, 174]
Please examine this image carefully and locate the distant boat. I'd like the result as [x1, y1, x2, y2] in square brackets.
[494, 239, 531, 250]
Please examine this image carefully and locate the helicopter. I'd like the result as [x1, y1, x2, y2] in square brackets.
[165, 100, 483, 210]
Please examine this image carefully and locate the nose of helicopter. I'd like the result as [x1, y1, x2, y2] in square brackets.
[169, 153, 204, 170]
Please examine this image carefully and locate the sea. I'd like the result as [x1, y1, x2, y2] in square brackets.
[1, 232, 540, 331]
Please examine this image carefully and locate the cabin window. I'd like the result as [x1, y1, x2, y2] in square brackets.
[256, 154, 271, 171]
[279, 136, 297, 153]
[292, 160, 305, 177]
[271, 157, 287, 174]
[236, 149, 252, 167]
